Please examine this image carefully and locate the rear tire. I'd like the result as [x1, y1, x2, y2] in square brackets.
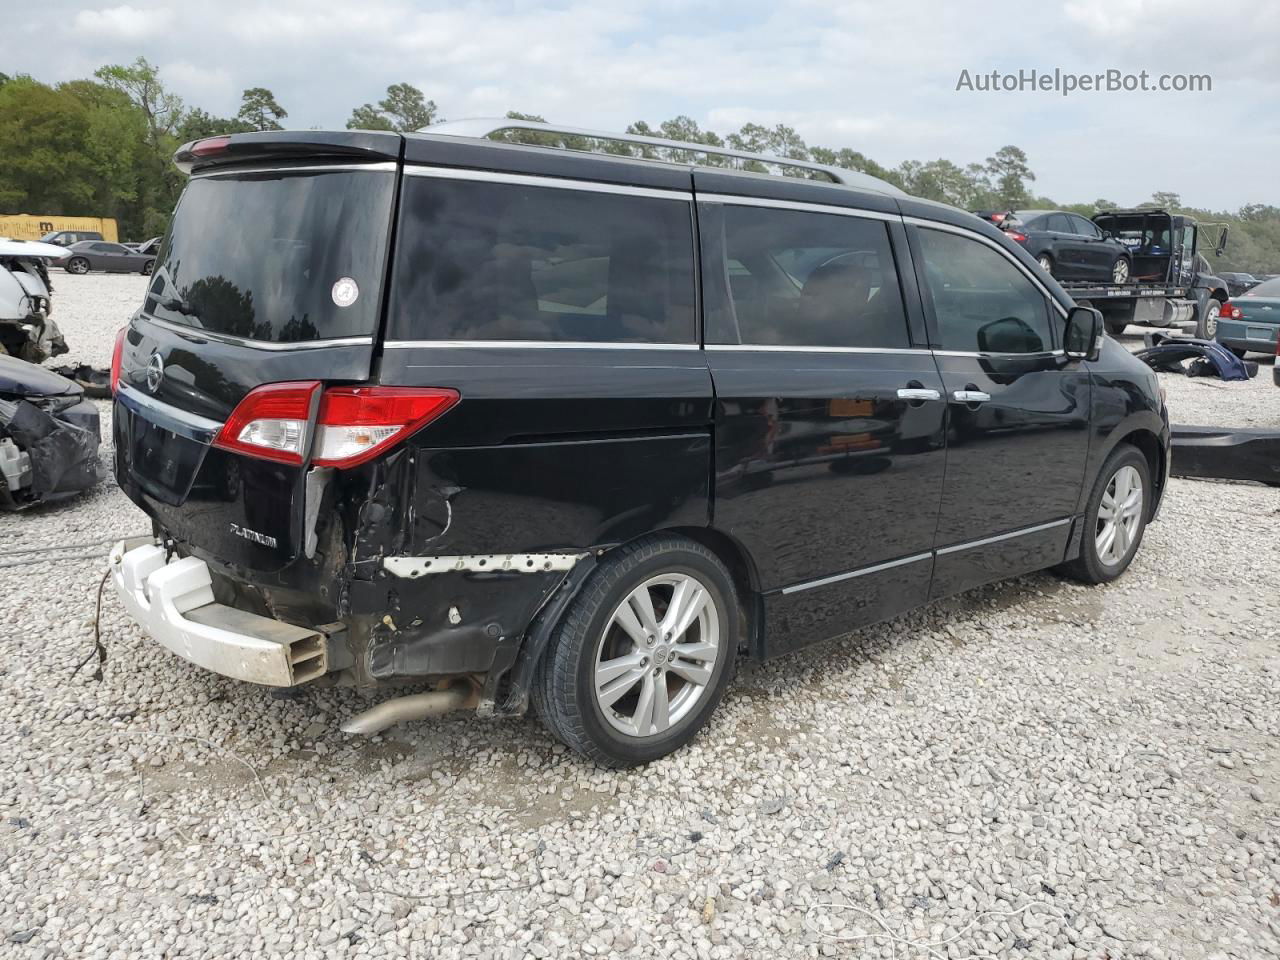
[1055, 444, 1151, 585]
[532, 535, 737, 767]
[1104, 318, 1129, 337]
[142, 259, 154, 276]
[1197, 298, 1222, 339]
[66, 257, 89, 275]
[1110, 255, 1131, 284]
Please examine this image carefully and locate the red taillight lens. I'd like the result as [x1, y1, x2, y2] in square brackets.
[312, 387, 459, 468]
[191, 135, 231, 157]
[110, 328, 127, 394]
[1006, 231, 1028, 244]
[214, 381, 321, 465]
[1220, 302, 1242, 320]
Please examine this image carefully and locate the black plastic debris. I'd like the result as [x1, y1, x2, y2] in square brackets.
[1171, 424, 1280, 486]
[0, 354, 103, 510]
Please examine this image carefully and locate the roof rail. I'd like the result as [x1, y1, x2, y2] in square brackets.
[419, 118, 905, 197]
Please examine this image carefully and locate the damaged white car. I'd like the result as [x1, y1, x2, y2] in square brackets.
[0, 238, 69, 363]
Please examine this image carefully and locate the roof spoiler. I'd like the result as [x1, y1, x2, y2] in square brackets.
[173, 130, 402, 175]
[419, 117, 905, 196]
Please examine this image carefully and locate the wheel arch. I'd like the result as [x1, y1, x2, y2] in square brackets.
[1107, 426, 1167, 520]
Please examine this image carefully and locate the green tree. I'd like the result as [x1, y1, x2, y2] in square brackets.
[379, 82, 438, 131]
[346, 103, 394, 131]
[1147, 191, 1182, 211]
[237, 87, 287, 131]
[94, 57, 183, 146]
[347, 83, 439, 132]
[984, 145, 1035, 207]
[177, 108, 250, 142]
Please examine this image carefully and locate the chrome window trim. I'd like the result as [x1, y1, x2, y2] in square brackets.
[138, 313, 374, 352]
[116, 383, 223, 444]
[778, 517, 1074, 595]
[903, 216, 1069, 319]
[935, 517, 1072, 556]
[707, 344, 928, 356]
[933, 349, 1066, 358]
[781, 552, 932, 596]
[191, 161, 397, 179]
[403, 165, 692, 202]
[381, 339, 699, 351]
[696, 193, 899, 223]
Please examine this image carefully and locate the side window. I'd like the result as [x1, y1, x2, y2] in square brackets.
[91, 242, 115, 252]
[719, 205, 910, 348]
[1071, 215, 1100, 239]
[917, 228, 1054, 354]
[389, 177, 695, 343]
[1047, 214, 1072, 233]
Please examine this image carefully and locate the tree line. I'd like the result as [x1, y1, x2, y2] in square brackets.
[0, 58, 1276, 272]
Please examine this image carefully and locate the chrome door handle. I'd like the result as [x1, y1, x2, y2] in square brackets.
[897, 387, 941, 401]
[952, 389, 992, 403]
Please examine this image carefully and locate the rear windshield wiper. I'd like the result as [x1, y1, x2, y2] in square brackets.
[161, 297, 199, 318]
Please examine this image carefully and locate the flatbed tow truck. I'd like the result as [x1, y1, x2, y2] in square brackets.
[1057, 209, 1231, 339]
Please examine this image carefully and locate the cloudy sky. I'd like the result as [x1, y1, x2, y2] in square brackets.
[6, 0, 1278, 209]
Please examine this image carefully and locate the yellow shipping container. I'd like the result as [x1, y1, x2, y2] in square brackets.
[0, 215, 119, 244]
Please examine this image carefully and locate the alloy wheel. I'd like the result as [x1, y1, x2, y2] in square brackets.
[1038, 255, 1053, 274]
[1111, 258, 1130, 283]
[1203, 303, 1220, 337]
[593, 573, 721, 738]
[1095, 464, 1143, 566]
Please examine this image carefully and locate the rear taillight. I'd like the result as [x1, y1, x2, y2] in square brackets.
[1220, 302, 1243, 320]
[312, 387, 459, 468]
[110, 328, 127, 394]
[214, 381, 321, 465]
[1006, 231, 1028, 244]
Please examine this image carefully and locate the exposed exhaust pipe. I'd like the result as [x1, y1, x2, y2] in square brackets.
[340, 684, 473, 736]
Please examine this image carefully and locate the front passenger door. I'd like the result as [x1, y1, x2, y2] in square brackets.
[910, 225, 1091, 599]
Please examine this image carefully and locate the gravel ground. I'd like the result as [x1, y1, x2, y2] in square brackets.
[2, 274, 1278, 960]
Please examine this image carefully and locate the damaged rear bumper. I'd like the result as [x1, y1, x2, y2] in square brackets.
[109, 537, 330, 686]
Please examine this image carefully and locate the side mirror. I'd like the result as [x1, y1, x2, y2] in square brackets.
[1064, 305, 1104, 361]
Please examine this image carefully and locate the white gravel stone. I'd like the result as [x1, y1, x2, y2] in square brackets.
[1, 274, 1277, 959]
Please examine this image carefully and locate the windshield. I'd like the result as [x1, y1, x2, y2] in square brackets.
[1244, 277, 1280, 297]
[144, 167, 394, 343]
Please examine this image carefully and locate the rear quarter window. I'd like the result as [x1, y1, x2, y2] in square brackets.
[388, 174, 696, 344]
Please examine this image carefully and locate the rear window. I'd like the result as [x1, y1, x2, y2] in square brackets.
[388, 175, 696, 343]
[144, 167, 395, 343]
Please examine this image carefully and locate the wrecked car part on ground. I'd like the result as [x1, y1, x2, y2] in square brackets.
[0, 239, 69, 363]
[109, 122, 1170, 767]
[49, 364, 111, 399]
[0, 355, 103, 509]
[1170, 424, 1280, 487]
[1134, 333, 1256, 381]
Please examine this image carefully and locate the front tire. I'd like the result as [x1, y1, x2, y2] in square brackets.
[1056, 444, 1151, 584]
[141, 259, 155, 275]
[1197, 298, 1221, 339]
[1111, 256, 1131, 284]
[532, 535, 737, 767]
[66, 257, 89, 275]
[1037, 253, 1055, 276]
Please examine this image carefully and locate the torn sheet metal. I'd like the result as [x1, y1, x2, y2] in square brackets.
[383, 553, 587, 578]
[0, 254, 66, 363]
[1135, 334, 1254, 381]
[1171, 424, 1280, 486]
[0, 355, 103, 509]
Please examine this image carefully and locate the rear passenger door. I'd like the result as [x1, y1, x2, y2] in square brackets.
[907, 221, 1090, 599]
[377, 165, 715, 562]
[1069, 215, 1111, 278]
[697, 184, 947, 657]
[1045, 213, 1084, 278]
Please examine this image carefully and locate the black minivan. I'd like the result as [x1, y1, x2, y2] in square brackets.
[110, 121, 1170, 766]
